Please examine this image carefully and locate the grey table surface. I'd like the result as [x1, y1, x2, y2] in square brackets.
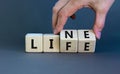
[0, 0, 120, 74]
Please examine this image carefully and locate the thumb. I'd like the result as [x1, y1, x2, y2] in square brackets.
[93, 12, 107, 39]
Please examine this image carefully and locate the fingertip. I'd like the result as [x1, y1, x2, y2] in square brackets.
[96, 32, 101, 39]
[93, 28, 101, 39]
[54, 29, 58, 34]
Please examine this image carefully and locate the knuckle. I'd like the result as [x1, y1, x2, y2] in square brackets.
[96, 3, 109, 14]
[53, 6, 59, 13]
[58, 10, 67, 17]
[70, 0, 78, 6]
[98, 8, 108, 14]
[70, 0, 82, 8]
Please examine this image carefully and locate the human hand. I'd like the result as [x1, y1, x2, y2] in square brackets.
[52, 0, 115, 39]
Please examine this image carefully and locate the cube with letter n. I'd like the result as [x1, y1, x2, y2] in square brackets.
[60, 30, 78, 52]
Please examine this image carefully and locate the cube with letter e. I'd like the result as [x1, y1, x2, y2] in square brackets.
[78, 30, 96, 53]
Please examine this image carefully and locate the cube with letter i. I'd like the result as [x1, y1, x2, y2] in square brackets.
[43, 34, 60, 52]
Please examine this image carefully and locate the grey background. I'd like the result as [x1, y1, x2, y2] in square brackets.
[0, 0, 120, 74]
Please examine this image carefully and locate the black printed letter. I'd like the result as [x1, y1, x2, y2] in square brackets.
[65, 31, 73, 38]
[31, 39, 37, 49]
[84, 31, 89, 38]
[84, 42, 90, 51]
[66, 42, 71, 50]
[49, 39, 53, 49]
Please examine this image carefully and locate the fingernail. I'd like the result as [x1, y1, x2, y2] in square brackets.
[54, 29, 57, 34]
[97, 31, 101, 39]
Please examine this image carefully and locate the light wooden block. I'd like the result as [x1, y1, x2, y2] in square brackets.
[43, 34, 59, 52]
[60, 30, 78, 52]
[78, 30, 96, 53]
[25, 33, 43, 52]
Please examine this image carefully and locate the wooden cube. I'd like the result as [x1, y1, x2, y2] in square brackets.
[43, 34, 59, 52]
[60, 30, 78, 52]
[25, 33, 43, 52]
[78, 30, 96, 53]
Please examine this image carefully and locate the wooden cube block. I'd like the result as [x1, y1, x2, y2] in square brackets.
[78, 30, 96, 53]
[25, 33, 43, 52]
[43, 34, 59, 52]
[60, 30, 78, 52]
